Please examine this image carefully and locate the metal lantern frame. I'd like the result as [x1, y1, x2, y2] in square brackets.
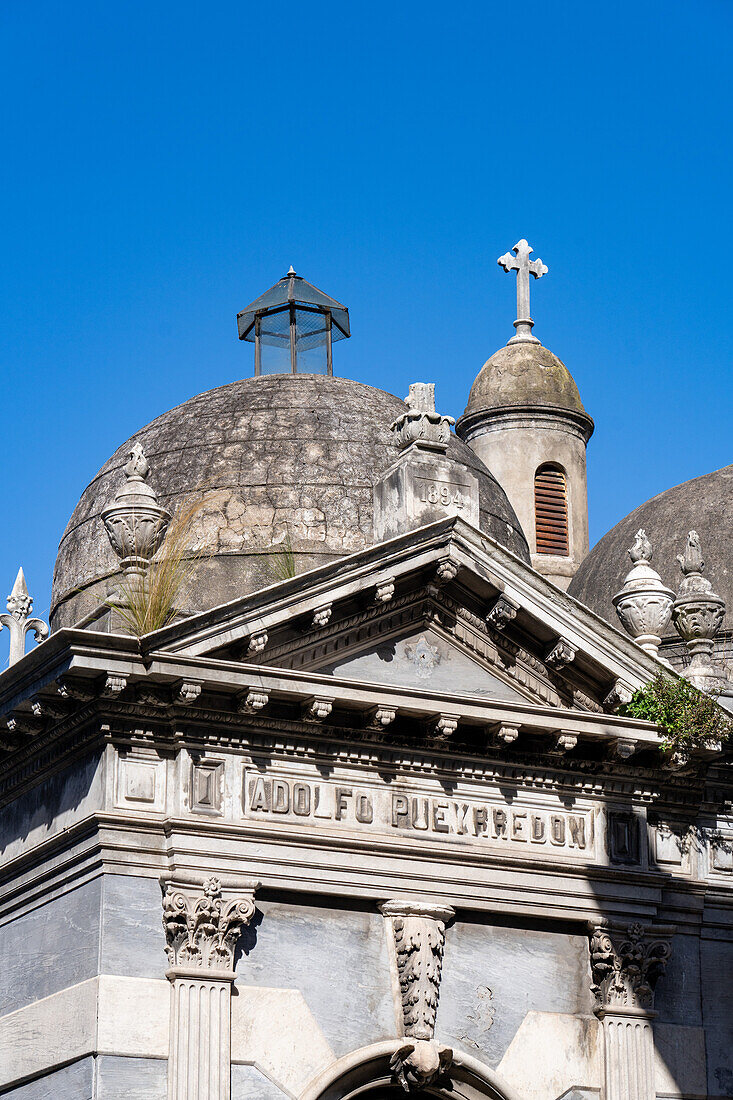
[237, 269, 350, 377]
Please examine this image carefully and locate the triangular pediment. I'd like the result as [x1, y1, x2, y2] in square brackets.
[311, 626, 533, 703]
[145, 517, 664, 715]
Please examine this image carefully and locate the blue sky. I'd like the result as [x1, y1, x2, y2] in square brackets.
[1, 0, 732, 624]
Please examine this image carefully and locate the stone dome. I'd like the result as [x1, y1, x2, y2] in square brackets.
[569, 463, 733, 634]
[462, 342, 590, 420]
[51, 374, 530, 630]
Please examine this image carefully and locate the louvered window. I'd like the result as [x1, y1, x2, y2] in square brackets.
[534, 466, 569, 556]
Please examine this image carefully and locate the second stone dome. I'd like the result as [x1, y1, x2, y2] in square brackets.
[463, 342, 589, 418]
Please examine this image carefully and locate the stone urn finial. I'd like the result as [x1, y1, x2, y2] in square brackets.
[390, 383, 455, 454]
[671, 531, 725, 687]
[101, 443, 171, 584]
[612, 530, 674, 658]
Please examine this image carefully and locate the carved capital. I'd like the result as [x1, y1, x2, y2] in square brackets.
[162, 877, 257, 978]
[175, 680, 202, 705]
[303, 696, 334, 722]
[589, 921, 673, 1015]
[312, 604, 333, 629]
[546, 638, 577, 670]
[247, 631, 268, 655]
[375, 578, 396, 604]
[380, 900, 454, 1041]
[603, 679, 634, 711]
[486, 595, 519, 632]
[368, 704, 397, 730]
[102, 674, 127, 697]
[497, 723, 520, 744]
[237, 689, 269, 714]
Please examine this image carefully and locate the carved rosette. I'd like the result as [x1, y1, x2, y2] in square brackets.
[589, 921, 673, 1015]
[390, 383, 455, 453]
[162, 876, 257, 977]
[102, 442, 171, 579]
[672, 531, 726, 685]
[612, 530, 673, 658]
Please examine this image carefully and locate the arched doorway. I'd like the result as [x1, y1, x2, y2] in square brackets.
[300, 1040, 524, 1100]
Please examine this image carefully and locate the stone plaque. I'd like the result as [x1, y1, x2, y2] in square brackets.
[241, 768, 594, 859]
[373, 450, 480, 542]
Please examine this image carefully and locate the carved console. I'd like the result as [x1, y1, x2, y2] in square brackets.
[380, 900, 455, 1091]
[162, 876, 258, 1100]
[589, 921, 674, 1100]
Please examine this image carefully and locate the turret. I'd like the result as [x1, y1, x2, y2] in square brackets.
[456, 240, 593, 590]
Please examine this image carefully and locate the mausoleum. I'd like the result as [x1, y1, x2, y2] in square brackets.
[1, 248, 732, 1100]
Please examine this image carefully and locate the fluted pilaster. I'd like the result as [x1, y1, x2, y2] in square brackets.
[162, 876, 258, 1100]
[589, 921, 673, 1100]
[600, 1011, 656, 1100]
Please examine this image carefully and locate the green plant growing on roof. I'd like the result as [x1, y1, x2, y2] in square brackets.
[618, 671, 732, 755]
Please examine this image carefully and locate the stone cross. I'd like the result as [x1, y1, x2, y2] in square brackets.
[497, 238, 548, 344]
[0, 567, 48, 667]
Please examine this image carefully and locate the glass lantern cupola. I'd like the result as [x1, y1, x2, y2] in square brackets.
[237, 267, 350, 376]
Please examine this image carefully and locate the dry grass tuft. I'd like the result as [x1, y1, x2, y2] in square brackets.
[112, 497, 210, 635]
[267, 528, 298, 582]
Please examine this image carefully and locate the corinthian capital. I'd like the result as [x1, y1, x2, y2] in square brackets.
[589, 921, 673, 1015]
[162, 876, 258, 978]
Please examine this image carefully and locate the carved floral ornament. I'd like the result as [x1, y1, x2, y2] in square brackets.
[589, 921, 673, 1015]
[381, 900, 455, 1091]
[391, 383, 455, 454]
[383, 901, 453, 1039]
[162, 876, 257, 977]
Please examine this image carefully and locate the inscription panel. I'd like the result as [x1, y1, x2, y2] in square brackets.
[242, 768, 595, 860]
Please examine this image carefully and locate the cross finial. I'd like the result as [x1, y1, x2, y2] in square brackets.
[497, 239, 548, 345]
[0, 567, 48, 667]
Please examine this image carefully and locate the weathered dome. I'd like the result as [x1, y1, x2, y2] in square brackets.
[569, 463, 733, 634]
[51, 374, 530, 629]
[463, 342, 590, 419]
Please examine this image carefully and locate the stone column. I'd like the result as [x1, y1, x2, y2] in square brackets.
[589, 921, 674, 1100]
[162, 876, 258, 1100]
[380, 900, 455, 1090]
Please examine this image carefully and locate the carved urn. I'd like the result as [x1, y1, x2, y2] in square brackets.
[672, 531, 725, 685]
[101, 443, 171, 581]
[612, 530, 673, 658]
[391, 383, 455, 453]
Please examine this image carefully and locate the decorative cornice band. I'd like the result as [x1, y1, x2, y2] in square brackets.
[456, 403, 595, 444]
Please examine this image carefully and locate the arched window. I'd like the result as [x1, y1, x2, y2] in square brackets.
[534, 465, 569, 556]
